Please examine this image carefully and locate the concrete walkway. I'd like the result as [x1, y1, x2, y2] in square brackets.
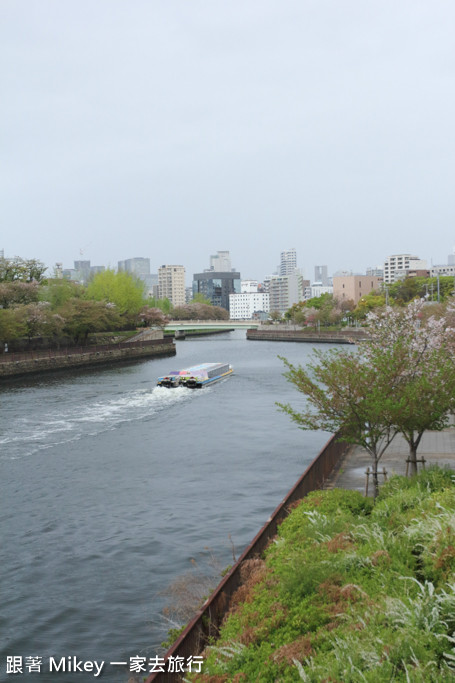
[325, 426, 455, 496]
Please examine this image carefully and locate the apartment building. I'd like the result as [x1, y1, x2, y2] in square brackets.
[279, 248, 297, 276]
[158, 265, 186, 307]
[268, 273, 305, 314]
[383, 254, 427, 284]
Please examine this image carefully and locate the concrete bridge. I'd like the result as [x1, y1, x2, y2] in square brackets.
[166, 319, 260, 330]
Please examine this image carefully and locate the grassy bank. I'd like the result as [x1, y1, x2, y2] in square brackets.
[191, 469, 455, 682]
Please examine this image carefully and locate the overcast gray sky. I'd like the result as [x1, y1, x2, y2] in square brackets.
[1, 0, 454, 283]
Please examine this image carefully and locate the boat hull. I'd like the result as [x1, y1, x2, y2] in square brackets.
[157, 363, 233, 389]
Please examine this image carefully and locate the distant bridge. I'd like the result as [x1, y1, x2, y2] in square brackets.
[166, 319, 260, 330]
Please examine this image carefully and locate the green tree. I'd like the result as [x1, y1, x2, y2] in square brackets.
[279, 299, 455, 496]
[0, 256, 47, 282]
[148, 296, 173, 314]
[86, 269, 146, 321]
[19, 302, 54, 341]
[305, 292, 334, 310]
[139, 307, 169, 329]
[363, 300, 455, 474]
[0, 308, 27, 345]
[269, 310, 282, 323]
[61, 299, 121, 344]
[278, 350, 398, 498]
[352, 293, 386, 319]
[39, 279, 83, 309]
[191, 292, 212, 305]
[284, 301, 307, 324]
[0, 281, 40, 308]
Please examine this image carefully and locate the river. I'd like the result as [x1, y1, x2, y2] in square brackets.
[1, 331, 331, 680]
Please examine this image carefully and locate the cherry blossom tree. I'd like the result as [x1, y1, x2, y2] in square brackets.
[279, 299, 455, 495]
[364, 299, 455, 475]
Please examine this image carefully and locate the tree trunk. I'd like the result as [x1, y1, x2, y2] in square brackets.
[372, 455, 380, 499]
[408, 445, 418, 476]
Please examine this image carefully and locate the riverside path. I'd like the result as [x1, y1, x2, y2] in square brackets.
[325, 425, 455, 496]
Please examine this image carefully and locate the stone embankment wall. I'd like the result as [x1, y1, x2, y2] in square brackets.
[246, 327, 368, 344]
[0, 338, 175, 379]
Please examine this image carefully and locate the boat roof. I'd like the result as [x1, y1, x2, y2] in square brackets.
[163, 363, 229, 377]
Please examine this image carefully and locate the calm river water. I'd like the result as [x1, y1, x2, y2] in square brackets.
[1, 331, 330, 680]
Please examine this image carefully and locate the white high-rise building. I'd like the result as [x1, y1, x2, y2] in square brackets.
[279, 248, 297, 276]
[158, 265, 186, 306]
[269, 273, 304, 314]
[209, 251, 232, 272]
[383, 254, 427, 284]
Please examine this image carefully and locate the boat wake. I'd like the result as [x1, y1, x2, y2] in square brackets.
[1, 385, 205, 460]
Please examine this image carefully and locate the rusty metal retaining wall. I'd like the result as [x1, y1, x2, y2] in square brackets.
[146, 433, 348, 683]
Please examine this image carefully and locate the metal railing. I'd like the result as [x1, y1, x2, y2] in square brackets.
[145, 433, 348, 683]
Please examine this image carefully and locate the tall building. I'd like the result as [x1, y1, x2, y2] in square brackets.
[118, 257, 150, 277]
[192, 271, 241, 311]
[279, 248, 297, 276]
[268, 273, 305, 314]
[118, 257, 157, 295]
[209, 251, 232, 272]
[64, 260, 105, 284]
[158, 265, 186, 307]
[314, 265, 329, 286]
[383, 254, 427, 284]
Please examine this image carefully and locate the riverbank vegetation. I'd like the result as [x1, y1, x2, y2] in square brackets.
[279, 299, 455, 495]
[191, 468, 455, 682]
[281, 276, 455, 327]
[0, 256, 227, 349]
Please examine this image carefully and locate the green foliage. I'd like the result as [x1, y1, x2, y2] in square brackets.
[39, 279, 83, 309]
[86, 269, 146, 318]
[305, 293, 334, 310]
[0, 307, 27, 342]
[192, 469, 455, 682]
[388, 276, 455, 305]
[0, 281, 40, 308]
[161, 625, 185, 649]
[277, 349, 398, 497]
[352, 292, 386, 319]
[191, 292, 212, 305]
[269, 310, 283, 322]
[278, 300, 455, 494]
[148, 296, 173, 314]
[60, 298, 121, 344]
[0, 256, 47, 283]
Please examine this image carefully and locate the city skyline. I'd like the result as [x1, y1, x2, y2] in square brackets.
[1, 2, 454, 281]
[2, 244, 455, 288]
